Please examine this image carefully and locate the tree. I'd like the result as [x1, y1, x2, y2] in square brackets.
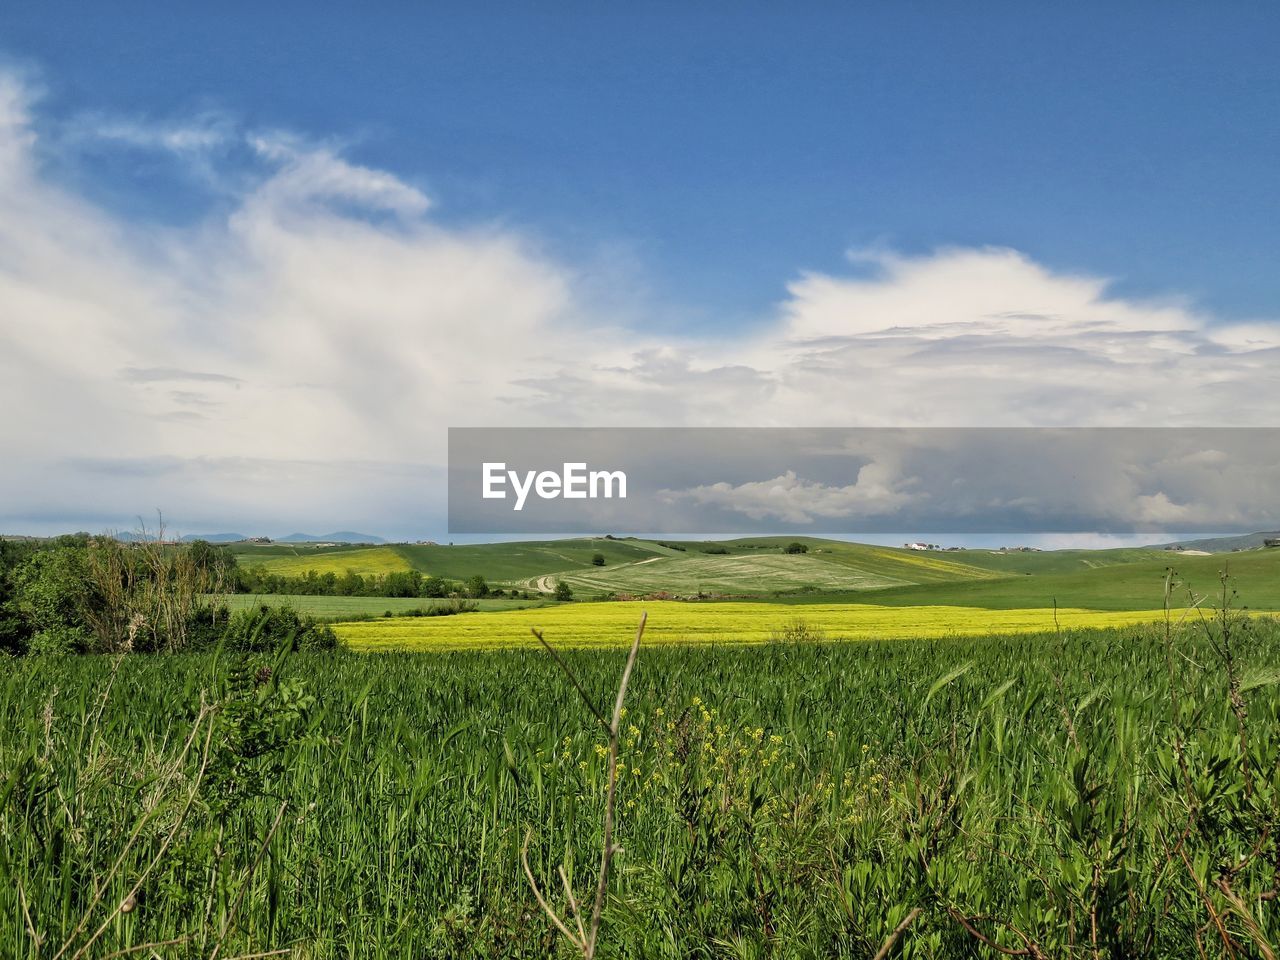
[783, 542, 809, 554]
[420, 575, 450, 598]
[554, 580, 574, 601]
[0, 538, 40, 655]
[338, 569, 367, 596]
[11, 547, 94, 654]
[187, 539, 238, 581]
[384, 570, 424, 598]
[466, 575, 490, 599]
[591, 552, 606, 566]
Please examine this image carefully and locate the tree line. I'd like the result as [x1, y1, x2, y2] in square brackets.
[234, 564, 513, 600]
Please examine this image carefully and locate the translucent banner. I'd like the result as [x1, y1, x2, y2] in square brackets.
[447, 427, 1280, 534]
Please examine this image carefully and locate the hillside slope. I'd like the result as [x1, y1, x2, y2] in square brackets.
[834, 548, 1280, 611]
[229, 536, 1280, 610]
[554, 538, 1001, 595]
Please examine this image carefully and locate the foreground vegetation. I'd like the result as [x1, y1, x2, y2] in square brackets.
[4, 588, 1279, 957]
[0, 535, 336, 655]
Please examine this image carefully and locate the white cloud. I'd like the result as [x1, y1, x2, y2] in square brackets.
[79, 114, 233, 154]
[244, 133, 431, 216]
[660, 465, 916, 525]
[1, 69, 1278, 534]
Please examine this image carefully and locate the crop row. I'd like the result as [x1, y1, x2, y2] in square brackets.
[334, 599, 1175, 650]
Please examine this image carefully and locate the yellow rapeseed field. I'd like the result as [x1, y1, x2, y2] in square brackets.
[334, 600, 1173, 651]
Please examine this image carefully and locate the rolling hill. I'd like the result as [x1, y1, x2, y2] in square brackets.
[1151, 531, 1280, 553]
[227, 534, 1280, 613]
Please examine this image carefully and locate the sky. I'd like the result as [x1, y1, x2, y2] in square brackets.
[1, 2, 1278, 541]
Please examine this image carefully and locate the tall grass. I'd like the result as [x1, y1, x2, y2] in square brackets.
[2, 608, 1278, 956]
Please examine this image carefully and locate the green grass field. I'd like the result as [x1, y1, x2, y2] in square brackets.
[6, 618, 1278, 957]
[234, 537, 677, 581]
[841, 546, 1280, 611]
[557, 553, 912, 594]
[553, 542, 1005, 596]
[217, 593, 550, 620]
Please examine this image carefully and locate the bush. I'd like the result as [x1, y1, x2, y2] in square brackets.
[11, 547, 94, 652]
[185, 604, 231, 649]
[591, 552, 606, 566]
[769, 617, 826, 643]
[397, 599, 479, 618]
[783, 542, 809, 554]
[26, 624, 89, 656]
[219, 605, 338, 653]
[421, 576, 451, 598]
[701, 546, 729, 555]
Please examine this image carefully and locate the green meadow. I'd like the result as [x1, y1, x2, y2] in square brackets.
[5, 615, 1279, 958]
[218, 593, 551, 620]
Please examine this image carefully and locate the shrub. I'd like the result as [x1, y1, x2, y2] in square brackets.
[219, 605, 338, 653]
[591, 553, 606, 566]
[419, 576, 451, 598]
[11, 547, 94, 652]
[185, 604, 231, 649]
[769, 617, 826, 643]
[397, 599, 479, 618]
[783, 541, 809, 554]
[27, 624, 89, 656]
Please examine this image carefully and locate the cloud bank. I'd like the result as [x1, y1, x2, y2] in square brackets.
[1, 70, 1278, 535]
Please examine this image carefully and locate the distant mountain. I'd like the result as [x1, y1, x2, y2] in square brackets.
[114, 530, 386, 544]
[117, 531, 223, 543]
[277, 532, 386, 544]
[1152, 531, 1280, 553]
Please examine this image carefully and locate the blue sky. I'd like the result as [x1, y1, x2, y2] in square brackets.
[2, 3, 1279, 539]
[4, 1, 1279, 329]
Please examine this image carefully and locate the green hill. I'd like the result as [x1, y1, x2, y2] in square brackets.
[555, 538, 1000, 595]
[820, 547, 1280, 612]
[1152, 531, 1280, 553]
[227, 535, 1280, 612]
[234, 537, 677, 581]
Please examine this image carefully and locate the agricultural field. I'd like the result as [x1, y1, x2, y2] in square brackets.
[228, 535, 1017, 595]
[232, 537, 680, 582]
[556, 553, 910, 595]
[334, 599, 1177, 651]
[856, 546, 1280, 611]
[5, 616, 1279, 957]
[231, 544, 413, 577]
[218, 593, 550, 620]
[228, 536, 1280, 611]
[551, 547, 1002, 596]
[396, 538, 680, 582]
